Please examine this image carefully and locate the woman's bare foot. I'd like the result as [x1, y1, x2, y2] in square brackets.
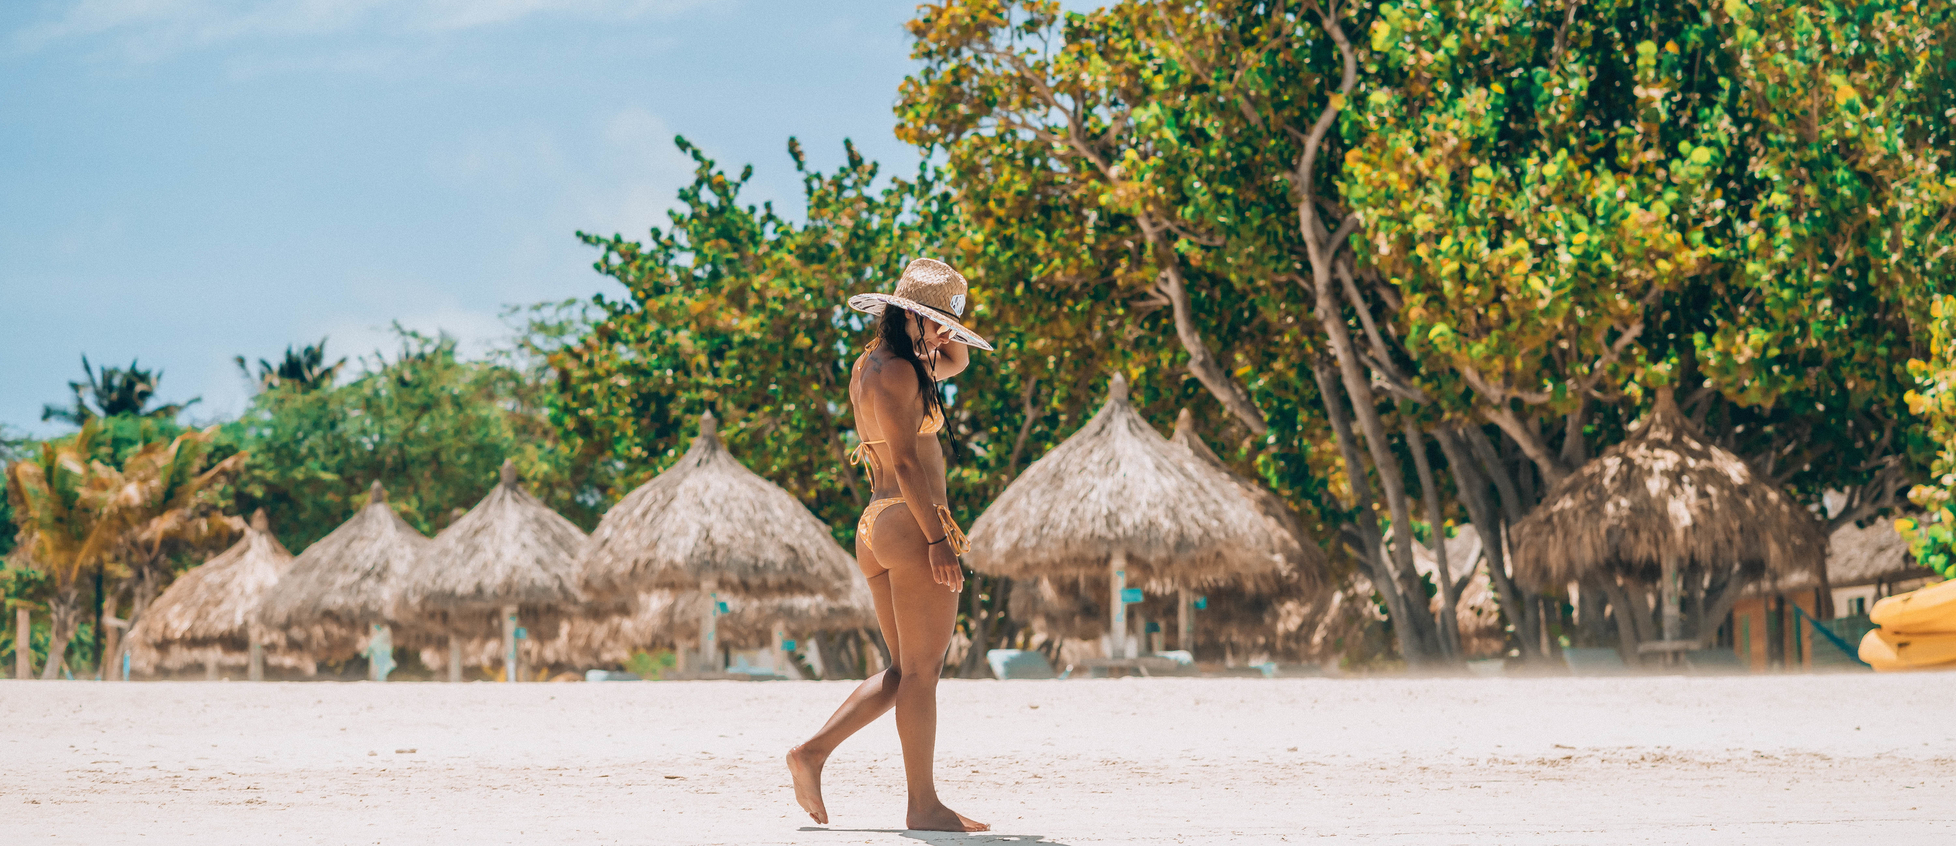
[906, 804, 988, 832]
[786, 745, 829, 824]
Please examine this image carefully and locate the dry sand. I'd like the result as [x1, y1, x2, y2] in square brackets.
[4, 673, 1952, 845]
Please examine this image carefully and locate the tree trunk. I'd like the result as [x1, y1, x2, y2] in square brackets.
[1310, 360, 1425, 662]
[1140, 219, 1268, 435]
[1404, 419, 1462, 659]
[1434, 428, 1542, 661]
[1310, 278, 1436, 661]
[100, 591, 123, 681]
[40, 588, 81, 681]
[447, 631, 464, 683]
[14, 607, 31, 680]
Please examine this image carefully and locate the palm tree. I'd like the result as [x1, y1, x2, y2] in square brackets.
[235, 338, 347, 393]
[5, 423, 119, 678]
[4, 423, 244, 679]
[41, 357, 198, 426]
[96, 428, 247, 678]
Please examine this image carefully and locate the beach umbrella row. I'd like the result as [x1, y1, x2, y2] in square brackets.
[130, 374, 1340, 678]
[135, 412, 860, 680]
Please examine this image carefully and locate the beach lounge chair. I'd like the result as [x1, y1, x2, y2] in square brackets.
[986, 649, 1057, 680]
[1562, 647, 1633, 676]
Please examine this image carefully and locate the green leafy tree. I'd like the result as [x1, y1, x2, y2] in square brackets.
[224, 326, 601, 552]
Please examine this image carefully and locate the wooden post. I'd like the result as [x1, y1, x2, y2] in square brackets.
[15, 607, 31, 680]
[204, 654, 220, 681]
[447, 631, 464, 683]
[773, 624, 792, 678]
[502, 605, 519, 683]
[1109, 552, 1129, 659]
[247, 629, 264, 682]
[1661, 554, 1682, 644]
[1133, 606, 1150, 657]
[1178, 589, 1194, 653]
[701, 578, 722, 672]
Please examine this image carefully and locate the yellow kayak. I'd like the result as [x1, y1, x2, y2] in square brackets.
[1859, 627, 1956, 671]
[1868, 579, 1956, 634]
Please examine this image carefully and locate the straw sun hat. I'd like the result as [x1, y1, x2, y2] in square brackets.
[847, 258, 994, 351]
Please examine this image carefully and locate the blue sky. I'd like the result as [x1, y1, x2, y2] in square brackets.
[1, 0, 948, 436]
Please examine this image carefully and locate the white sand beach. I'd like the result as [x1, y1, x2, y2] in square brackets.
[5, 674, 1952, 845]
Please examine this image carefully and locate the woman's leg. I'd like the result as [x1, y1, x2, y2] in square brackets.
[788, 561, 902, 824]
[874, 506, 987, 832]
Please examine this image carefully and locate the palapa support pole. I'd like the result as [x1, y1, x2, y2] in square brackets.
[502, 605, 519, 683]
[773, 623, 792, 677]
[247, 628, 264, 682]
[447, 631, 464, 683]
[1178, 589, 1194, 653]
[701, 578, 722, 672]
[1134, 607, 1150, 657]
[204, 654, 220, 681]
[15, 607, 31, 680]
[1661, 553, 1683, 656]
[1108, 552, 1129, 659]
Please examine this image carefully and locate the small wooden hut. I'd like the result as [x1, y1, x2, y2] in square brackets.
[577, 411, 855, 671]
[128, 509, 308, 680]
[392, 460, 588, 683]
[1509, 389, 1826, 662]
[967, 375, 1282, 658]
[258, 481, 431, 677]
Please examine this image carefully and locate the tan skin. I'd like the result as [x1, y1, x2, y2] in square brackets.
[785, 310, 987, 833]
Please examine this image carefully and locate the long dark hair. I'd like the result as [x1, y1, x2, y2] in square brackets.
[877, 305, 945, 420]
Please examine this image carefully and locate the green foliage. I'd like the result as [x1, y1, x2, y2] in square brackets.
[222, 325, 606, 552]
[40, 356, 198, 426]
[235, 338, 347, 393]
[1899, 295, 1956, 580]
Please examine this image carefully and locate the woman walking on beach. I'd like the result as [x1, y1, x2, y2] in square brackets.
[786, 259, 992, 833]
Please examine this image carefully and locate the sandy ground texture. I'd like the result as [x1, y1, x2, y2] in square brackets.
[4, 673, 1953, 846]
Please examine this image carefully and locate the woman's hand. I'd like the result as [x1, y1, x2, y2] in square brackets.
[928, 542, 963, 592]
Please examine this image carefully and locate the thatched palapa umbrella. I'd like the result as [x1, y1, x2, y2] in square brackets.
[258, 481, 431, 679]
[967, 375, 1282, 658]
[1510, 389, 1826, 657]
[1168, 408, 1327, 652]
[393, 460, 588, 683]
[128, 509, 308, 680]
[578, 411, 855, 671]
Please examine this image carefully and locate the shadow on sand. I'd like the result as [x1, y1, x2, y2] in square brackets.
[799, 828, 1074, 845]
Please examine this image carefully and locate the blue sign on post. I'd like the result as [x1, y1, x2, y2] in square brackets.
[1194, 596, 1208, 610]
[781, 639, 797, 651]
[513, 627, 528, 640]
[716, 601, 730, 614]
[1120, 587, 1143, 604]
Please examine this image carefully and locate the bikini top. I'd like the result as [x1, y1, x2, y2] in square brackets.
[848, 342, 946, 475]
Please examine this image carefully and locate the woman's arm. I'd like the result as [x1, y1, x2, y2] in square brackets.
[925, 339, 971, 380]
[867, 359, 963, 592]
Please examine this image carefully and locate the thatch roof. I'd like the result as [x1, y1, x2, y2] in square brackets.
[128, 510, 310, 672]
[1170, 409, 1326, 588]
[556, 579, 877, 665]
[1757, 515, 1935, 595]
[392, 460, 588, 636]
[258, 481, 431, 654]
[966, 375, 1284, 586]
[1509, 390, 1827, 588]
[578, 411, 855, 599]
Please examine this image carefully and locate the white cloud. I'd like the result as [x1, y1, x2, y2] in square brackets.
[8, 0, 716, 61]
